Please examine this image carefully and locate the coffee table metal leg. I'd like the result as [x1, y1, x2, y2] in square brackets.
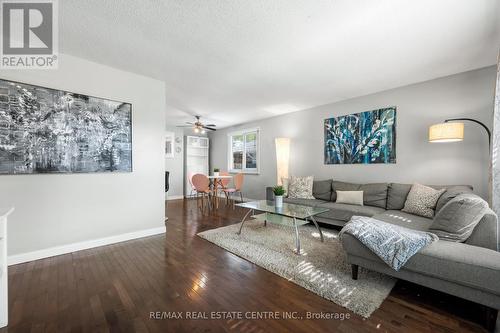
[310, 216, 324, 242]
[293, 217, 301, 254]
[237, 209, 253, 235]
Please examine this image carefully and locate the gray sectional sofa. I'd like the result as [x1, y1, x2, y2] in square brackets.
[267, 180, 500, 330]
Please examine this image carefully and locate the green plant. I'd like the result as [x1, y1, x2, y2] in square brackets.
[273, 185, 285, 196]
[213, 168, 220, 172]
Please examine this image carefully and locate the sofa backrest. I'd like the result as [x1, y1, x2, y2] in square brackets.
[386, 183, 473, 211]
[331, 181, 388, 209]
[312, 180, 333, 201]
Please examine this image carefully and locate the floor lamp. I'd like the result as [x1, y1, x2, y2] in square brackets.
[429, 118, 491, 149]
[429, 118, 492, 205]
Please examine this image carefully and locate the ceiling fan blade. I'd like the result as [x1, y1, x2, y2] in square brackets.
[176, 125, 193, 127]
[202, 126, 217, 131]
[185, 122, 194, 125]
[205, 124, 216, 127]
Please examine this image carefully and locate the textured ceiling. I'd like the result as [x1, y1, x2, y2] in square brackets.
[60, 0, 500, 128]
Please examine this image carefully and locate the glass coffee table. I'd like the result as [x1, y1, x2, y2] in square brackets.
[236, 200, 329, 254]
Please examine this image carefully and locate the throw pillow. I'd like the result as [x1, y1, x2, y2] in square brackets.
[336, 191, 364, 206]
[288, 176, 315, 199]
[430, 194, 489, 242]
[402, 183, 445, 218]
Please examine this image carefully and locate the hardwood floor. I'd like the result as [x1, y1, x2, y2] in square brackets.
[3, 199, 491, 333]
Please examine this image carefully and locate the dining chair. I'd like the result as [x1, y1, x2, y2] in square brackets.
[222, 173, 244, 209]
[187, 172, 196, 198]
[214, 171, 231, 208]
[192, 174, 213, 211]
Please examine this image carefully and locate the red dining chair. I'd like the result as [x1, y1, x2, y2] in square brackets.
[192, 174, 213, 211]
[222, 173, 244, 209]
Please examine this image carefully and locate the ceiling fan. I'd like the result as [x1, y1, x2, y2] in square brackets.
[177, 115, 216, 133]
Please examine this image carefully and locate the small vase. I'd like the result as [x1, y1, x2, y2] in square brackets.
[275, 195, 283, 208]
[214, 172, 219, 177]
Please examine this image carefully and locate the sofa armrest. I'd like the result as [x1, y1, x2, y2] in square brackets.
[466, 208, 499, 251]
[266, 187, 274, 201]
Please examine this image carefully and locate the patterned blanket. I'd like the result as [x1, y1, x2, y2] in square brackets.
[339, 216, 438, 271]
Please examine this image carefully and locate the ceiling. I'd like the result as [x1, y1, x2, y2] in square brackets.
[60, 0, 500, 128]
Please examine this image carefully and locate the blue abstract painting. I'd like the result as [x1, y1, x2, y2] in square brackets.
[324, 107, 396, 164]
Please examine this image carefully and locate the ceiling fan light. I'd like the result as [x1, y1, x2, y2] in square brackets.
[194, 127, 199, 133]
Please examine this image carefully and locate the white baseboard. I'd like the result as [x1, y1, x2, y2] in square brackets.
[8, 226, 166, 266]
[166, 195, 184, 201]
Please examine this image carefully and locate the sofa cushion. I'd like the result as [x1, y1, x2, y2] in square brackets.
[402, 183, 445, 218]
[430, 194, 489, 242]
[331, 181, 359, 201]
[331, 181, 388, 208]
[360, 183, 388, 208]
[312, 179, 332, 201]
[372, 210, 433, 231]
[434, 185, 473, 212]
[341, 234, 500, 296]
[387, 183, 412, 210]
[386, 183, 473, 211]
[283, 198, 327, 207]
[316, 202, 385, 222]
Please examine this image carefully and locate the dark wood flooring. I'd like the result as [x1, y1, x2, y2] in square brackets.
[3, 199, 492, 333]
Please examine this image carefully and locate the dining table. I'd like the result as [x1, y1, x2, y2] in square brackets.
[207, 175, 233, 209]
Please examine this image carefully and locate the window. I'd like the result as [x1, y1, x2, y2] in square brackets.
[228, 128, 259, 173]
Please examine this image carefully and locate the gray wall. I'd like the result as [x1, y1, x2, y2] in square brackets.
[210, 67, 496, 200]
[0, 54, 166, 256]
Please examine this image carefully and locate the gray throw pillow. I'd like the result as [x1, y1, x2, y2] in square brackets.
[430, 194, 489, 242]
[402, 183, 445, 218]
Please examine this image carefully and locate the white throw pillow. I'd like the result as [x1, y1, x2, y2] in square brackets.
[288, 176, 315, 199]
[336, 191, 364, 206]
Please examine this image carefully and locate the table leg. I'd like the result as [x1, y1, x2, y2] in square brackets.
[237, 209, 253, 235]
[293, 217, 301, 254]
[215, 178, 219, 209]
[309, 216, 324, 242]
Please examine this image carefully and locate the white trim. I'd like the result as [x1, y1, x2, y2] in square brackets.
[166, 195, 184, 201]
[8, 226, 166, 266]
[227, 127, 261, 174]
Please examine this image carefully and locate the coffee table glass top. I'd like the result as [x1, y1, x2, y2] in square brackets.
[236, 200, 328, 219]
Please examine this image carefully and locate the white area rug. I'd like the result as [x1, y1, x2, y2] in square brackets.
[198, 220, 396, 317]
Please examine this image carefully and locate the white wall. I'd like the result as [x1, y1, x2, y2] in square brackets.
[165, 126, 184, 199]
[210, 67, 496, 200]
[0, 54, 166, 258]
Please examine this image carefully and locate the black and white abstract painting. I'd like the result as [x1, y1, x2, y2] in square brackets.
[0, 79, 132, 174]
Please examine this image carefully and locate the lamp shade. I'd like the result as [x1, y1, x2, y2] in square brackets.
[275, 138, 290, 185]
[429, 122, 464, 143]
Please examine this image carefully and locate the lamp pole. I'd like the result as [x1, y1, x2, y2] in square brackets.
[444, 118, 491, 149]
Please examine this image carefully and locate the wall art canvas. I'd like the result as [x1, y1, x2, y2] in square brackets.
[0, 79, 132, 174]
[324, 107, 396, 164]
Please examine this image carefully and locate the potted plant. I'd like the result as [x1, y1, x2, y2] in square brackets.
[273, 185, 285, 208]
[213, 168, 220, 177]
